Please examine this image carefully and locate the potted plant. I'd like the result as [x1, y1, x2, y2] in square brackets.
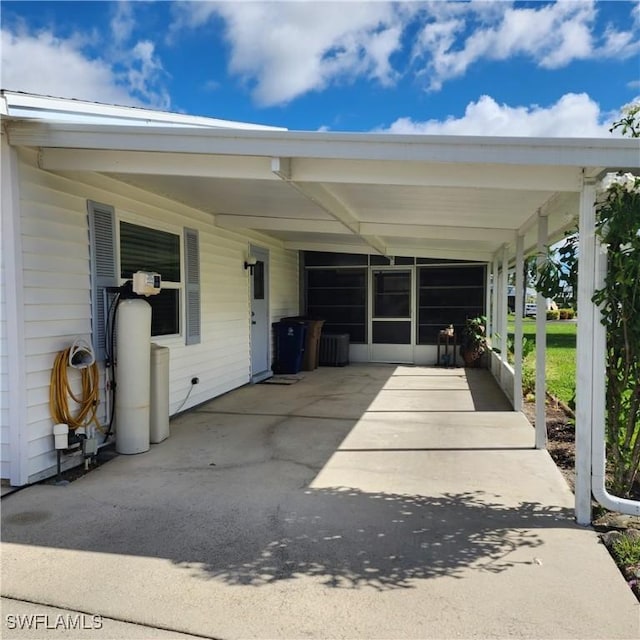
[459, 316, 487, 367]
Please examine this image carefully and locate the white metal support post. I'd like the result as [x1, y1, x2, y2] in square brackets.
[500, 244, 509, 380]
[535, 212, 548, 450]
[575, 178, 597, 525]
[491, 255, 499, 346]
[485, 260, 493, 337]
[513, 235, 525, 412]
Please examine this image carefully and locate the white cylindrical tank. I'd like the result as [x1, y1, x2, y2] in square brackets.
[150, 343, 170, 443]
[115, 298, 151, 454]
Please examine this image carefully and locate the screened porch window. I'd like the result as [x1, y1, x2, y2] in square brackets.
[119, 221, 181, 336]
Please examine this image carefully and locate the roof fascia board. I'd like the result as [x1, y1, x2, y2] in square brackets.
[288, 240, 492, 262]
[8, 121, 639, 170]
[40, 148, 279, 181]
[40, 148, 583, 192]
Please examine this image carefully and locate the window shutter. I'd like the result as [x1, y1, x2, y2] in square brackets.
[87, 201, 117, 362]
[184, 227, 201, 345]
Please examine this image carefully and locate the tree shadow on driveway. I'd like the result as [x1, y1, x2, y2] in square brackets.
[171, 487, 575, 590]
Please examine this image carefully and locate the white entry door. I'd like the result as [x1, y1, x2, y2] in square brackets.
[250, 245, 271, 382]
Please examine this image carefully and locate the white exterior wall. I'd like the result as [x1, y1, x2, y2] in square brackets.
[0, 256, 9, 478]
[9, 148, 298, 484]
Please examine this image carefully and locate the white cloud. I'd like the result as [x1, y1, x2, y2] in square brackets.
[414, 1, 598, 90]
[173, 1, 414, 106]
[383, 93, 613, 137]
[414, 0, 639, 91]
[1, 20, 170, 109]
[111, 2, 135, 45]
[172, 1, 640, 103]
[0, 28, 139, 105]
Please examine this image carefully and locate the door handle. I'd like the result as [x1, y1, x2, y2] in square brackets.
[252, 321, 257, 325]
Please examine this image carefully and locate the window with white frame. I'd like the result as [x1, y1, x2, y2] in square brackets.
[88, 201, 201, 358]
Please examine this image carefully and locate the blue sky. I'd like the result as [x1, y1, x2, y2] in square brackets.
[1, 1, 639, 135]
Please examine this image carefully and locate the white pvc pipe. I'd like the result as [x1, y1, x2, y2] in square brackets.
[535, 213, 548, 449]
[513, 235, 524, 412]
[591, 222, 640, 516]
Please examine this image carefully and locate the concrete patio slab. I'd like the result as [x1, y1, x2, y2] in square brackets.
[1, 365, 638, 639]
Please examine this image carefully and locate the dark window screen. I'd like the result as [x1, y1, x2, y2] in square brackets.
[372, 321, 411, 344]
[148, 289, 180, 336]
[120, 221, 181, 281]
[253, 261, 265, 300]
[119, 221, 181, 336]
[373, 271, 411, 318]
[305, 268, 367, 343]
[417, 265, 485, 344]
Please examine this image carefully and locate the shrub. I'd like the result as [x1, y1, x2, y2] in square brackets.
[559, 309, 569, 320]
[547, 309, 560, 321]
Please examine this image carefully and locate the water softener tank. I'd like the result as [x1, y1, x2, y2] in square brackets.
[150, 343, 170, 443]
[115, 298, 151, 454]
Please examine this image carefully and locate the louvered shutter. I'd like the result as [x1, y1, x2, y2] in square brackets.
[184, 227, 201, 345]
[87, 201, 117, 362]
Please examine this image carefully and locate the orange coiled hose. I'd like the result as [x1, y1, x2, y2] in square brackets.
[49, 348, 102, 432]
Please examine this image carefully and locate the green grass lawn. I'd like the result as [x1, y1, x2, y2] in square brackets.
[507, 318, 577, 406]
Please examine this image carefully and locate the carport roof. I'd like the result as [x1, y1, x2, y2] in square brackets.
[4, 94, 639, 262]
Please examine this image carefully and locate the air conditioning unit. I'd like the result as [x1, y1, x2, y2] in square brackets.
[319, 334, 350, 367]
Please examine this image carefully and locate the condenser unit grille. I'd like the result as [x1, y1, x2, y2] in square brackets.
[319, 334, 350, 367]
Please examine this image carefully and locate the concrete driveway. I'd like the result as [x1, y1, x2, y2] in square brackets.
[2, 365, 638, 639]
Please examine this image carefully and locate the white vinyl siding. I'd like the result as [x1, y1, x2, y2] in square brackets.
[13, 148, 299, 483]
[0, 259, 9, 479]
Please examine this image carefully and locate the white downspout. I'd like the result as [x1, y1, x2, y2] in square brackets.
[535, 212, 548, 450]
[591, 213, 640, 517]
[513, 235, 524, 412]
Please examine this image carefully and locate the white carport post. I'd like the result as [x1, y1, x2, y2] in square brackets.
[513, 234, 525, 412]
[575, 178, 597, 525]
[485, 261, 493, 337]
[500, 244, 509, 374]
[491, 254, 500, 345]
[535, 212, 548, 450]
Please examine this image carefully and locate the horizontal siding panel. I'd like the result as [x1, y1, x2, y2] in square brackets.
[22, 236, 89, 261]
[21, 205, 88, 234]
[24, 304, 91, 323]
[23, 288, 90, 306]
[26, 335, 93, 357]
[23, 253, 88, 275]
[20, 180, 87, 216]
[23, 271, 90, 290]
[25, 318, 91, 339]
